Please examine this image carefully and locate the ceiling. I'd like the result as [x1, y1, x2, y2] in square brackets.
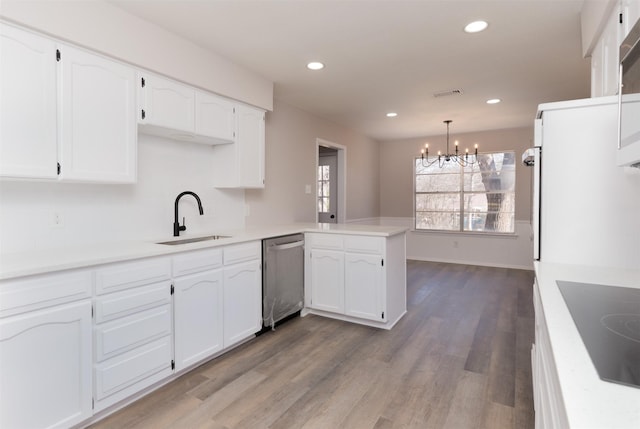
[110, 0, 591, 141]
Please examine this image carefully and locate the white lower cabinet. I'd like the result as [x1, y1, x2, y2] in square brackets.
[0, 240, 266, 427]
[173, 268, 223, 371]
[0, 269, 92, 429]
[532, 279, 569, 429]
[306, 232, 406, 328]
[308, 234, 384, 321]
[223, 259, 262, 348]
[0, 300, 92, 429]
[93, 259, 173, 412]
[172, 243, 261, 365]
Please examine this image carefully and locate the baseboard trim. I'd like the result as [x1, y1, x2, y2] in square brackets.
[407, 255, 533, 271]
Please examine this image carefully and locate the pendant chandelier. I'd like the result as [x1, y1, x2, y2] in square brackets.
[420, 120, 478, 167]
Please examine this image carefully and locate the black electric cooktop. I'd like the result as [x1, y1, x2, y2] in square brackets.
[557, 281, 640, 389]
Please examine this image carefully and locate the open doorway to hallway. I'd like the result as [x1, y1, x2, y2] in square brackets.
[316, 139, 346, 223]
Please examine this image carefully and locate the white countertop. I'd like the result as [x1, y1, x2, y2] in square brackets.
[0, 223, 407, 280]
[535, 261, 640, 429]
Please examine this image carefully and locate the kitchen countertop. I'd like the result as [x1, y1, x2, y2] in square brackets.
[0, 223, 407, 280]
[535, 261, 640, 429]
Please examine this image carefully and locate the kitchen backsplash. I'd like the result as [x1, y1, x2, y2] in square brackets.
[0, 134, 246, 254]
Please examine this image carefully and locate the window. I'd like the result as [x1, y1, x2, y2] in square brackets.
[318, 164, 330, 213]
[414, 151, 515, 233]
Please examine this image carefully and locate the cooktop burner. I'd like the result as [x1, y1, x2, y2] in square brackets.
[601, 314, 640, 343]
[557, 281, 640, 389]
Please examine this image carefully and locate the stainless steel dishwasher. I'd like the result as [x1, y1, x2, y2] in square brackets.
[262, 234, 304, 330]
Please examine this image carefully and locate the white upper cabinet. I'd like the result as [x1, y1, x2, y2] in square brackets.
[138, 73, 195, 134]
[212, 104, 266, 188]
[59, 45, 137, 183]
[1, 23, 137, 183]
[0, 23, 58, 179]
[237, 104, 266, 187]
[138, 73, 236, 145]
[195, 90, 236, 143]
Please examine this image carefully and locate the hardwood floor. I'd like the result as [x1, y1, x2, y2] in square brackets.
[89, 261, 535, 429]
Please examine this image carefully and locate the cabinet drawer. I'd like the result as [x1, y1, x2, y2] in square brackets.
[94, 281, 171, 324]
[224, 241, 260, 265]
[94, 335, 172, 408]
[306, 233, 344, 250]
[95, 304, 172, 362]
[172, 248, 223, 277]
[344, 235, 384, 254]
[0, 269, 91, 317]
[95, 257, 171, 295]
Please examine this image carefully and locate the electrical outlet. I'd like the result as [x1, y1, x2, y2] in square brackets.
[305, 184, 312, 194]
[453, 240, 459, 248]
[52, 211, 63, 228]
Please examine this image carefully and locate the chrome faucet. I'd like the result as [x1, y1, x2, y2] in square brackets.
[173, 191, 204, 236]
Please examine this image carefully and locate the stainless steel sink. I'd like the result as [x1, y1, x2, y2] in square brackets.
[156, 235, 231, 245]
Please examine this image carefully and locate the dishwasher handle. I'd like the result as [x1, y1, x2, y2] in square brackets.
[268, 240, 304, 251]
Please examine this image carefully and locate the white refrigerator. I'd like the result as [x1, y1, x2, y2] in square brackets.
[525, 96, 640, 269]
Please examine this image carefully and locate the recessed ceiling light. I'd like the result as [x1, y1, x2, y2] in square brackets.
[307, 61, 325, 70]
[464, 20, 488, 33]
[486, 98, 502, 104]
[386, 112, 398, 118]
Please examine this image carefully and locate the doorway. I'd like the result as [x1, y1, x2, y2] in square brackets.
[316, 139, 346, 223]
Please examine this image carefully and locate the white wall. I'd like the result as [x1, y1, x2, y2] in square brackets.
[376, 126, 535, 270]
[0, 135, 245, 254]
[347, 217, 533, 270]
[245, 100, 380, 226]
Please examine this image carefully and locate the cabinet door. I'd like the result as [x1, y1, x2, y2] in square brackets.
[59, 45, 137, 182]
[139, 73, 195, 133]
[0, 300, 92, 429]
[344, 253, 384, 321]
[236, 104, 265, 188]
[223, 260, 261, 348]
[195, 91, 235, 142]
[310, 249, 345, 313]
[211, 104, 265, 188]
[0, 24, 57, 179]
[174, 269, 223, 371]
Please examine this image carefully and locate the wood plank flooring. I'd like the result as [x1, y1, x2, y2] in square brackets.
[89, 261, 535, 429]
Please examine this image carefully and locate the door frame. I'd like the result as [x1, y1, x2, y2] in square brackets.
[315, 138, 346, 223]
